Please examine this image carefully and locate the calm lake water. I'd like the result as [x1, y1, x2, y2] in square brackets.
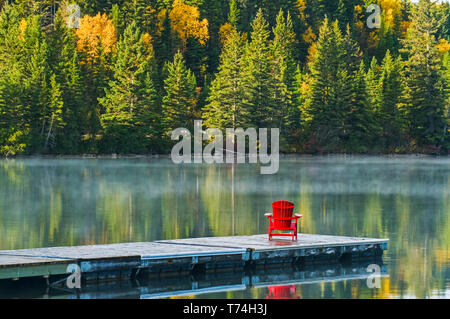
[0, 156, 449, 298]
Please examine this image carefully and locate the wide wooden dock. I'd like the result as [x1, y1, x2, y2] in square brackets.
[0, 234, 388, 283]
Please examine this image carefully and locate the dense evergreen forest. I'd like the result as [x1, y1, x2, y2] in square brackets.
[0, 0, 449, 156]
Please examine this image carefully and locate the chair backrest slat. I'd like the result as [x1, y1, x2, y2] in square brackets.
[272, 200, 294, 228]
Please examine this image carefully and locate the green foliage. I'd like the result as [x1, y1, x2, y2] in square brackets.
[344, 60, 376, 152]
[443, 52, 450, 148]
[203, 28, 249, 130]
[0, 0, 449, 155]
[241, 9, 274, 128]
[302, 18, 349, 151]
[399, 0, 447, 148]
[228, 0, 240, 29]
[378, 50, 404, 149]
[162, 51, 197, 133]
[271, 9, 300, 148]
[99, 22, 160, 153]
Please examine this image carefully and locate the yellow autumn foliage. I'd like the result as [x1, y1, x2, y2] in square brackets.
[169, 0, 209, 48]
[219, 22, 234, 46]
[156, 9, 167, 37]
[142, 32, 154, 56]
[307, 42, 317, 64]
[75, 13, 116, 61]
[354, 4, 363, 15]
[296, 0, 307, 20]
[18, 19, 27, 41]
[379, 0, 402, 28]
[437, 39, 450, 54]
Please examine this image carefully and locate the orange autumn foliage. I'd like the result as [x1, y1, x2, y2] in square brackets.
[302, 26, 316, 44]
[75, 13, 116, 61]
[169, 0, 209, 48]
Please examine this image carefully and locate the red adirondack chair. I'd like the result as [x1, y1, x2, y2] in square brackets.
[264, 200, 302, 240]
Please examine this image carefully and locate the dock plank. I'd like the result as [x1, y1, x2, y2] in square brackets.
[0, 241, 246, 267]
[156, 233, 388, 251]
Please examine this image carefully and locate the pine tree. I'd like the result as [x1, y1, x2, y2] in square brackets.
[111, 4, 124, 36]
[44, 73, 65, 150]
[399, 0, 447, 148]
[365, 56, 382, 115]
[378, 50, 404, 149]
[302, 18, 348, 151]
[228, 0, 240, 29]
[99, 22, 160, 153]
[203, 28, 249, 130]
[443, 52, 450, 149]
[342, 24, 363, 75]
[49, 10, 87, 153]
[162, 51, 197, 134]
[241, 9, 274, 128]
[21, 14, 53, 151]
[123, 0, 149, 28]
[345, 60, 376, 152]
[0, 4, 29, 155]
[271, 10, 299, 136]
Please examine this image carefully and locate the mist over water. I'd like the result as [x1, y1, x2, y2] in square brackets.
[0, 155, 448, 298]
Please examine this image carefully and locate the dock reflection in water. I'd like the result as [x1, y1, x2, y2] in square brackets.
[0, 260, 387, 299]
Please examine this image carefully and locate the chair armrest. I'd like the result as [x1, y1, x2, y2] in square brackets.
[294, 214, 302, 218]
[264, 213, 273, 218]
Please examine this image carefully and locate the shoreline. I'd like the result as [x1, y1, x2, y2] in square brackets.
[1, 153, 448, 160]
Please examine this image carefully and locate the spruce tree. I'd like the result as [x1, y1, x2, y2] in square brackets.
[49, 11, 87, 153]
[342, 24, 363, 75]
[0, 4, 28, 154]
[378, 50, 404, 149]
[443, 52, 450, 148]
[111, 4, 124, 36]
[228, 0, 240, 29]
[21, 14, 54, 151]
[162, 51, 197, 134]
[399, 0, 447, 148]
[302, 18, 348, 151]
[241, 9, 274, 128]
[203, 28, 249, 130]
[366, 57, 382, 112]
[44, 73, 65, 150]
[271, 10, 299, 140]
[99, 22, 160, 153]
[345, 60, 376, 152]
